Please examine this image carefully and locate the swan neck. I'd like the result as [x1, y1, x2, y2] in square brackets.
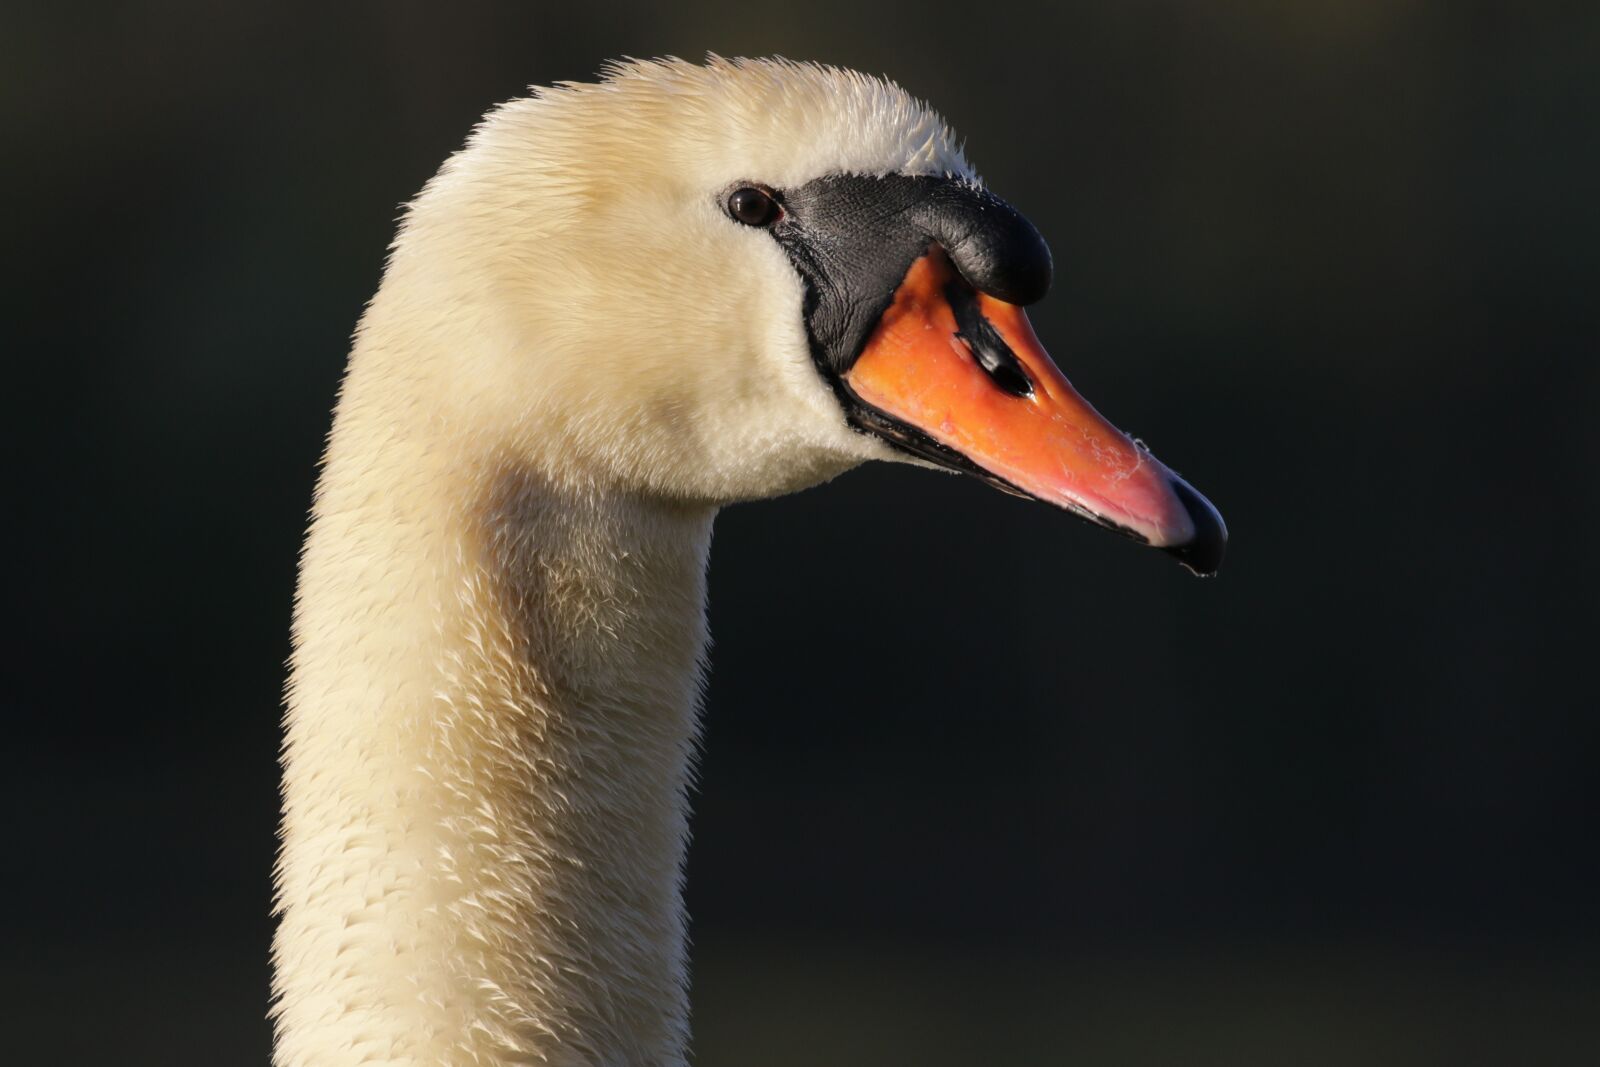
[274, 396, 713, 1067]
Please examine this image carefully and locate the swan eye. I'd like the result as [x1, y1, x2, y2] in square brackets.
[727, 186, 780, 227]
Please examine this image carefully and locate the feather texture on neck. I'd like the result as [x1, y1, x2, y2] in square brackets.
[275, 383, 712, 1065]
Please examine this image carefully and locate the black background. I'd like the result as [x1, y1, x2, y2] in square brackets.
[5, 2, 1597, 1064]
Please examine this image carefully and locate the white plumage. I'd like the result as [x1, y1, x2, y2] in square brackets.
[275, 58, 974, 1067]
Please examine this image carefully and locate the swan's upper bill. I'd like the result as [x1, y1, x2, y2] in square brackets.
[755, 172, 1225, 574]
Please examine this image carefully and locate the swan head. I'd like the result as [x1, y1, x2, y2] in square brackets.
[375, 56, 1225, 574]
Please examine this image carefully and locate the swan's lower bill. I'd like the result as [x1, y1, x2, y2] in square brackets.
[843, 247, 1228, 575]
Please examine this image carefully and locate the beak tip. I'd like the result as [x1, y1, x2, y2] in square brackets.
[1162, 476, 1228, 577]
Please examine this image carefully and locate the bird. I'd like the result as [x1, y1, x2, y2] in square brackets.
[273, 56, 1226, 1067]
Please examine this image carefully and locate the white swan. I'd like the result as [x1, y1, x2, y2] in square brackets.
[274, 57, 1224, 1067]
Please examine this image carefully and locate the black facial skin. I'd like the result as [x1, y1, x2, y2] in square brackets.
[732, 174, 1058, 500]
[729, 175, 1062, 505]
[766, 175, 1052, 378]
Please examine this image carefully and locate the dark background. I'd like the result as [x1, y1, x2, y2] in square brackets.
[5, 2, 1597, 1064]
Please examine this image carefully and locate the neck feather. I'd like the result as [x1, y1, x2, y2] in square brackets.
[274, 370, 713, 1067]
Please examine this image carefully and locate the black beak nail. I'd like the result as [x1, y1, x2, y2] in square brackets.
[1162, 476, 1228, 577]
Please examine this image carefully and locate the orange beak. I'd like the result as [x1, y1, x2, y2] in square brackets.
[842, 247, 1226, 574]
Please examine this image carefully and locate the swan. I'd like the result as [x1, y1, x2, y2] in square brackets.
[274, 56, 1225, 1067]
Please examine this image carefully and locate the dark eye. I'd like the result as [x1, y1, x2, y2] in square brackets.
[727, 185, 780, 227]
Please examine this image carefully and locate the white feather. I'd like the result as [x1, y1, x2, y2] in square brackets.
[274, 57, 969, 1067]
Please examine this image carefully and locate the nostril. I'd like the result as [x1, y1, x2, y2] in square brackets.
[962, 335, 1033, 397]
[944, 280, 1034, 399]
